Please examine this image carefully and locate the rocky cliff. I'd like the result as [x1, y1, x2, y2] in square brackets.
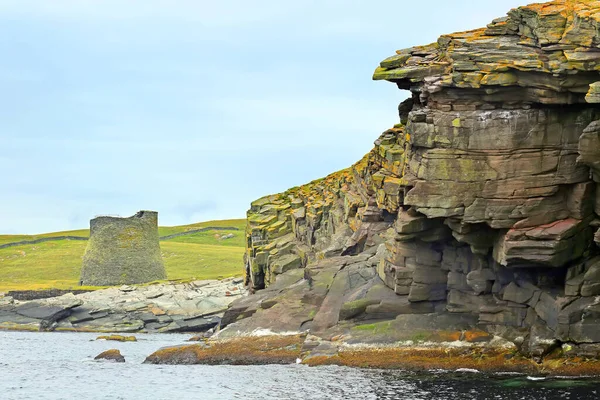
[230, 0, 600, 360]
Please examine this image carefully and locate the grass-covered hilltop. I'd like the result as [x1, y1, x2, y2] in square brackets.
[0, 218, 245, 292]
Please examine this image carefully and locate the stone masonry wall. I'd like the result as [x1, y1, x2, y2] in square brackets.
[80, 211, 166, 286]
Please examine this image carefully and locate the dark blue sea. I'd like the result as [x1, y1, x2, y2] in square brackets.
[0, 331, 598, 399]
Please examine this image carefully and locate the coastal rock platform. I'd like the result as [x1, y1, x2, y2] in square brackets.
[0, 278, 245, 333]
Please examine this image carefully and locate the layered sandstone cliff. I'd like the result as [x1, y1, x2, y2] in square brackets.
[234, 0, 600, 359]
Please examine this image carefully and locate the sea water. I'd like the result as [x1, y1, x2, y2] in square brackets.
[1, 331, 598, 400]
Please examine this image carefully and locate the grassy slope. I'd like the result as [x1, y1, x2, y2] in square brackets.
[0, 229, 90, 246]
[0, 218, 247, 246]
[158, 218, 247, 237]
[0, 219, 246, 291]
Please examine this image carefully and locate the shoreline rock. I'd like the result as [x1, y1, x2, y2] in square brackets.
[144, 335, 304, 365]
[96, 335, 137, 342]
[0, 278, 246, 333]
[95, 349, 125, 363]
[144, 333, 600, 376]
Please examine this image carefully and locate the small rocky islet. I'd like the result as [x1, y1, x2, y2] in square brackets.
[5, 0, 600, 375]
[94, 349, 126, 363]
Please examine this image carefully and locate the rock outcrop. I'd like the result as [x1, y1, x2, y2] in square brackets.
[80, 211, 166, 286]
[96, 335, 137, 342]
[236, 0, 600, 360]
[95, 349, 125, 363]
[0, 279, 245, 332]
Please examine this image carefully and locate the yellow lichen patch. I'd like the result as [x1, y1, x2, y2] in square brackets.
[375, 0, 600, 90]
[96, 335, 137, 342]
[480, 72, 518, 86]
[116, 227, 143, 249]
[0, 322, 40, 332]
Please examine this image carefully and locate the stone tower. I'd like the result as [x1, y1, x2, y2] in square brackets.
[80, 211, 166, 286]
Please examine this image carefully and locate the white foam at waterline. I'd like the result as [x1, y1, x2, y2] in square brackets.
[455, 368, 480, 373]
[526, 376, 546, 381]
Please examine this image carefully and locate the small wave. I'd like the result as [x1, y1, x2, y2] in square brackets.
[526, 376, 546, 381]
[427, 369, 450, 374]
[455, 368, 480, 374]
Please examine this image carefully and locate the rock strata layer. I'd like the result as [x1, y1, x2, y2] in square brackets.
[236, 0, 600, 361]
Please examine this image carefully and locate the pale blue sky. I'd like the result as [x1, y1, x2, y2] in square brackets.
[1, 0, 525, 233]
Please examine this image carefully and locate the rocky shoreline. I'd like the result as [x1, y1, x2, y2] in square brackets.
[141, 251, 600, 374]
[3, 272, 600, 375]
[0, 278, 245, 333]
[143, 333, 600, 376]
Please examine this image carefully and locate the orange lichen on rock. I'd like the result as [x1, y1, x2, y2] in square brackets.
[463, 330, 493, 343]
[303, 347, 600, 376]
[144, 335, 304, 365]
[94, 349, 125, 363]
[96, 335, 137, 342]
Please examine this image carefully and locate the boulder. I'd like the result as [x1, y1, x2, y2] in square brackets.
[94, 349, 125, 363]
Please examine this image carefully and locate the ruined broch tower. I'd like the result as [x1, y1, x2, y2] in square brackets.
[80, 211, 166, 286]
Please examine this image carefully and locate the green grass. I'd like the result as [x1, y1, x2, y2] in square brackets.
[161, 242, 245, 281]
[163, 229, 246, 247]
[157, 219, 246, 237]
[0, 229, 90, 246]
[0, 219, 247, 292]
[0, 219, 246, 246]
[0, 240, 88, 291]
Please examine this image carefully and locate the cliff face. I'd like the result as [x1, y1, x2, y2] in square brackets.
[239, 0, 600, 358]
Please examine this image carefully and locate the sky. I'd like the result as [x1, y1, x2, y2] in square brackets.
[0, 0, 526, 234]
